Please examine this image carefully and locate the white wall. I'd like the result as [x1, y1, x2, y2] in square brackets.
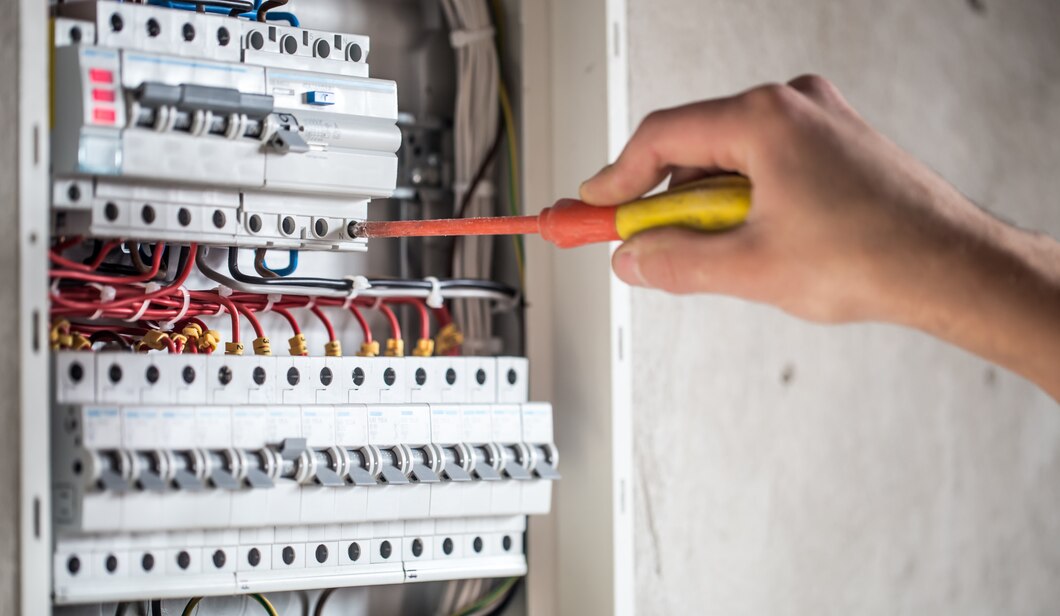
[626, 2, 1060, 614]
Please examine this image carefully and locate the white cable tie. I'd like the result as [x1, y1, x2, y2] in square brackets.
[342, 276, 371, 309]
[124, 298, 153, 323]
[449, 26, 494, 48]
[216, 285, 234, 298]
[492, 291, 522, 314]
[86, 282, 118, 303]
[304, 297, 317, 311]
[213, 303, 227, 318]
[370, 297, 384, 311]
[424, 276, 445, 309]
[160, 286, 191, 330]
[262, 293, 282, 314]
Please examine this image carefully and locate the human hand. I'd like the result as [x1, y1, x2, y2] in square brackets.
[580, 75, 1060, 397]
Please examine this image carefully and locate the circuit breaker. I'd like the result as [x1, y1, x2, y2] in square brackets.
[46, 1, 554, 610]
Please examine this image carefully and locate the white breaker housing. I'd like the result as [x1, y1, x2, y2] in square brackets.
[51, 2, 401, 251]
[52, 352, 556, 603]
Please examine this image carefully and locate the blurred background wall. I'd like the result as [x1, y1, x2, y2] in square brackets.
[626, 1, 1060, 614]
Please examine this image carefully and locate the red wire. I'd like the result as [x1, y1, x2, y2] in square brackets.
[309, 305, 337, 341]
[50, 244, 197, 312]
[50, 242, 164, 283]
[273, 307, 302, 336]
[349, 305, 372, 344]
[189, 291, 241, 343]
[386, 298, 431, 340]
[376, 302, 402, 340]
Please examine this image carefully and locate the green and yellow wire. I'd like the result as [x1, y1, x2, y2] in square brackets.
[182, 593, 277, 616]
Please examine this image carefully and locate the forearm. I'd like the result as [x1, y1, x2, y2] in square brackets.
[895, 208, 1060, 399]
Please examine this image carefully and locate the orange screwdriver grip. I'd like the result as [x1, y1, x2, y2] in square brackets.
[537, 200, 620, 248]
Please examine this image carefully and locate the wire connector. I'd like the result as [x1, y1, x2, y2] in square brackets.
[357, 340, 380, 357]
[225, 341, 245, 356]
[412, 338, 435, 357]
[324, 339, 342, 357]
[69, 333, 91, 351]
[253, 336, 272, 356]
[288, 334, 308, 357]
[199, 330, 223, 353]
[434, 323, 465, 355]
[384, 338, 405, 357]
[142, 330, 172, 351]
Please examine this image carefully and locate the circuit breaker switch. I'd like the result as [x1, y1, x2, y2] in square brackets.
[530, 444, 561, 480]
[205, 450, 242, 491]
[499, 444, 533, 481]
[377, 448, 410, 485]
[308, 447, 349, 487]
[131, 450, 169, 492]
[408, 446, 442, 483]
[86, 450, 133, 493]
[345, 448, 379, 486]
[470, 445, 502, 481]
[243, 449, 278, 489]
[440, 445, 473, 482]
[170, 450, 207, 492]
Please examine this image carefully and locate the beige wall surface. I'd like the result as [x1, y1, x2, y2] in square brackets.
[626, 2, 1060, 614]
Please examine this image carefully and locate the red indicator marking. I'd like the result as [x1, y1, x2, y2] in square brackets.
[92, 88, 116, 102]
[93, 108, 117, 124]
[89, 68, 114, 84]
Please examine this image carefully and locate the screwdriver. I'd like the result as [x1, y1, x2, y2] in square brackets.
[351, 175, 752, 248]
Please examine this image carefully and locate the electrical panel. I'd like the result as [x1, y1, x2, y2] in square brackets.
[47, 1, 551, 612]
[52, 1, 399, 251]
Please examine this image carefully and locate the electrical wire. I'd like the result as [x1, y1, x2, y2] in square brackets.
[309, 305, 337, 341]
[256, 249, 299, 277]
[313, 588, 337, 616]
[377, 302, 402, 341]
[451, 578, 518, 616]
[251, 593, 279, 616]
[441, 0, 501, 350]
[349, 305, 372, 344]
[181, 597, 203, 616]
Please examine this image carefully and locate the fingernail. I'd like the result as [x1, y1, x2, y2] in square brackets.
[613, 247, 646, 286]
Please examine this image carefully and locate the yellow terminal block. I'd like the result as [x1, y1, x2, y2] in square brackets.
[384, 338, 405, 357]
[288, 334, 308, 356]
[252, 336, 272, 356]
[50, 320, 71, 349]
[412, 338, 435, 357]
[142, 330, 172, 351]
[324, 339, 342, 357]
[198, 330, 223, 353]
[181, 323, 204, 339]
[434, 323, 464, 355]
[224, 341, 245, 356]
[357, 340, 380, 357]
[69, 333, 91, 351]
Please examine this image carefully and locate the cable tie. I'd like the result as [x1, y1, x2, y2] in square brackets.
[341, 276, 372, 309]
[304, 297, 317, 310]
[449, 26, 495, 48]
[492, 291, 523, 314]
[86, 282, 118, 303]
[216, 285, 234, 298]
[160, 286, 191, 330]
[370, 297, 384, 311]
[262, 293, 282, 313]
[424, 276, 445, 309]
[124, 298, 153, 323]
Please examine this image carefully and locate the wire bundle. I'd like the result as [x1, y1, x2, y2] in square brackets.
[47, 240, 510, 357]
[440, 0, 501, 354]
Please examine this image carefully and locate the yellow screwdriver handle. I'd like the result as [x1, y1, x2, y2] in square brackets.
[613, 175, 752, 240]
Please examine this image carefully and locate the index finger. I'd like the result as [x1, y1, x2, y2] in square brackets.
[579, 93, 756, 206]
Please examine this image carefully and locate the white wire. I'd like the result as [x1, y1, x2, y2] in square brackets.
[442, 0, 500, 350]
